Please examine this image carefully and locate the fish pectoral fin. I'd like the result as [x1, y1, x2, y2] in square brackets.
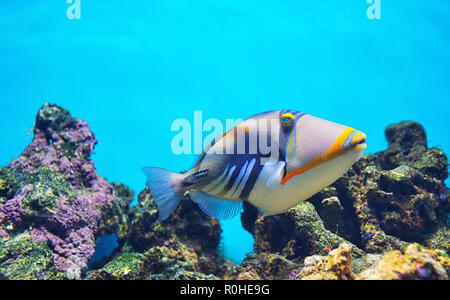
[263, 160, 286, 188]
[189, 191, 242, 220]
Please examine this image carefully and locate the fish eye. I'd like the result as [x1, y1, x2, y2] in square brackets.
[280, 114, 294, 127]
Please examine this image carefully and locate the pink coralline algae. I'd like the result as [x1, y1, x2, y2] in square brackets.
[0, 184, 33, 225]
[0, 103, 117, 278]
[10, 104, 114, 207]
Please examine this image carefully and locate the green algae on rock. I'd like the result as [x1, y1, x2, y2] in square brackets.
[87, 252, 147, 280]
[99, 182, 134, 239]
[1, 104, 449, 281]
[87, 238, 225, 280]
[236, 252, 299, 280]
[0, 232, 65, 280]
[125, 187, 222, 253]
[0, 103, 130, 279]
[104, 187, 236, 279]
[253, 201, 364, 259]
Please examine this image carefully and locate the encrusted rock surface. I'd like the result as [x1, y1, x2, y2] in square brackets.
[357, 244, 449, 280]
[0, 103, 119, 279]
[100, 187, 236, 280]
[296, 243, 355, 280]
[1, 106, 448, 280]
[0, 104, 234, 280]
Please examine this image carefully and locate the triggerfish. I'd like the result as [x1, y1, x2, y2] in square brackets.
[143, 110, 367, 221]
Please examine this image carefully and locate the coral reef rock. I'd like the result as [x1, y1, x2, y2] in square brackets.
[235, 252, 299, 280]
[99, 187, 236, 280]
[357, 244, 449, 280]
[1, 106, 448, 281]
[296, 243, 355, 280]
[87, 238, 221, 280]
[0, 103, 123, 279]
[0, 103, 235, 280]
[252, 201, 364, 259]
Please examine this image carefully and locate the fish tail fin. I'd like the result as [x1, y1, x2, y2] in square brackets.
[142, 167, 185, 221]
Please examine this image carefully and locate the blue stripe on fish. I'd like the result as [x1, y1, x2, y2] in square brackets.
[237, 125, 274, 200]
[203, 165, 229, 192]
[343, 130, 358, 149]
[232, 158, 256, 198]
[239, 157, 265, 200]
[296, 112, 306, 119]
[219, 130, 254, 196]
[208, 165, 236, 195]
[250, 110, 275, 119]
[286, 112, 306, 169]
[224, 160, 250, 198]
[278, 110, 288, 162]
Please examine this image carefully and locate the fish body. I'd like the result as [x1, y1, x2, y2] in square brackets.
[143, 110, 367, 220]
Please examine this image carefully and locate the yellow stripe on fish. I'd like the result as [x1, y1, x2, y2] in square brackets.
[280, 127, 365, 185]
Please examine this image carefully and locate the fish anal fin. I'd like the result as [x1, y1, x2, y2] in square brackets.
[189, 191, 242, 220]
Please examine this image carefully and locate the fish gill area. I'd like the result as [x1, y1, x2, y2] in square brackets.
[0, 103, 448, 280]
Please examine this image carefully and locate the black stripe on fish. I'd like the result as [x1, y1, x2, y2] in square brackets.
[217, 157, 250, 197]
[182, 168, 209, 186]
[239, 157, 265, 200]
[239, 129, 273, 200]
[233, 160, 251, 192]
[215, 129, 251, 197]
[279, 128, 288, 163]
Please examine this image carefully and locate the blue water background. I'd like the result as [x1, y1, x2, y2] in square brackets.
[1, 1, 449, 264]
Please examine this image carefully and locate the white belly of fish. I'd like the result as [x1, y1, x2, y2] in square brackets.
[248, 148, 364, 215]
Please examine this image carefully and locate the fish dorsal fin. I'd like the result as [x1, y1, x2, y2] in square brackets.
[192, 126, 229, 168]
[189, 191, 243, 220]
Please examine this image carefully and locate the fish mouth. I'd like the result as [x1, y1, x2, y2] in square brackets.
[350, 132, 367, 151]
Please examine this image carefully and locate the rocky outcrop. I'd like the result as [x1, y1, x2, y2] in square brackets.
[0, 104, 233, 280]
[0, 103, 121, 279]
[1, 105, 448, 280]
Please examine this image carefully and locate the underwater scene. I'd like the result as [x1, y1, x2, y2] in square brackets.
[0, 1, 449, 281]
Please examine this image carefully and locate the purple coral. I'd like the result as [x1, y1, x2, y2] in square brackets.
[362, 232, 374, 243]
[0, 184, 33, 226]
[288, 270, 299, 280]
[416, 264, 432, 279]
[2, 103, 117, 277]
